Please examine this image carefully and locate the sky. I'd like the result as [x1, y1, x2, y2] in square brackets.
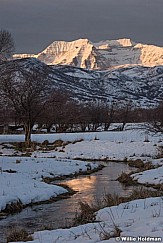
[0, 0, 163, 53]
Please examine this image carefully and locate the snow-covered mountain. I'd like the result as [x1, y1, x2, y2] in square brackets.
[13, 38, 163, 69]
[2, 58, 163, 107]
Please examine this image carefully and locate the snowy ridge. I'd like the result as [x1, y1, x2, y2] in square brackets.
[1, 58, 163, 107]
[14, 38, 163, 69]
[13, 53, 37, 59]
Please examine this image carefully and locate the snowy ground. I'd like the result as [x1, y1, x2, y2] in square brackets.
[10, 196, 163, 243]
[0, 124, 163, 242]
[131, 158, 163, 185]
[1, 126, 161, 162]
[0, 157, 98, 213]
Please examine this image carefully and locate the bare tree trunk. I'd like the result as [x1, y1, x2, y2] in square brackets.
[3, 124, 9, 134]
[24, 122, 32, 146]
[81, 123, 87, 132]
[104, 122, 111, 131]
[120, 122, 126, 131]
[47, 124, 52, 133]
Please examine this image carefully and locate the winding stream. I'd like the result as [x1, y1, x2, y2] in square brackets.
[0, 162, 136, 242]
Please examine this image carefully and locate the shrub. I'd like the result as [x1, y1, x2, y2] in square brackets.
[6, 228, 33, 242]
[73, 201, 96, 225]
[117, 172, 136, 185]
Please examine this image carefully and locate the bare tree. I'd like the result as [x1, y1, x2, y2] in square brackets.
[40, 91, 79, 133]
[146, 102, 163, 133]
[117, 101, 133, 131]
[0, 29, 15, 61]
[0, 62, 52, 144]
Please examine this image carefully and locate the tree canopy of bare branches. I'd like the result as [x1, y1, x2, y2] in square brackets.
[0, 61, 52, 144]
[146, 102, 163, 133]
[0, 29, 15, 61]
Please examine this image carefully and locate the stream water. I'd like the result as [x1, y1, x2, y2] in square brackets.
[0, 162, 136, 242]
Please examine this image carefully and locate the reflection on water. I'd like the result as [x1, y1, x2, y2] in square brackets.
[0, 162, 135, 242]
[64, 162, 133, 205]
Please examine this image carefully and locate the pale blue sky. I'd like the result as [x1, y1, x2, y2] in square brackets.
[0, 0, 163, 53]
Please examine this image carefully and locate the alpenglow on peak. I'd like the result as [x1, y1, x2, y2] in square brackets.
[14, 38, 163, 69]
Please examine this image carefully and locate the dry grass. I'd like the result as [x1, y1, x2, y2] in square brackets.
[3, 200, 24, 214]
[157, 146, 163, 158]
[117, 172, 136, 185]
[143, 162, 155, 170]
[52, 139, 64, 147]
[40, 139, 71, 152]
[13, 141, 38, 152]
[43, 164, 104, 183]
[73, 187, 163, 226]
[73, 201, 97, 225]
[117, 160, 156, 186]
[102, 193, 124, 207]
[128, 187, 163, 200]
[73, 187, 162, 226]
[103, 187, 163, 207]
[99, 224, 122, 241]
[127, 159, 144, 168]
[127, 159, 155, 170]
[6, 228, 33, 242]
[11, 139, 71, 154]
[72, 138, 84, 144]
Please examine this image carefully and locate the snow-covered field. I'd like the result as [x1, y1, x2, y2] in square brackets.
[1, 125, 161, 161]
[0, 124, 163, 243]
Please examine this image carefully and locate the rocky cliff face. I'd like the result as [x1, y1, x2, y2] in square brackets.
[14, 38, 163, 69]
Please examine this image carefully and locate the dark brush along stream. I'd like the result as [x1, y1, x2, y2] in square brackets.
[0, 162, 136, 242]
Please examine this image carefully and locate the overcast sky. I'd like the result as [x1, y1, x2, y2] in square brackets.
[0, 0, 163, 53]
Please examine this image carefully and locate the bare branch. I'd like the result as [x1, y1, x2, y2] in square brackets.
[0, 29, 15, 61]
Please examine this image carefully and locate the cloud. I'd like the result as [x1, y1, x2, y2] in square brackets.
[0, 0, 163, 52]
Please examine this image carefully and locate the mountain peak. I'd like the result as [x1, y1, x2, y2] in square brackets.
[41, 38, 92, 54]
[14, 38, 163, 69]
[115, 38, 136, 46]
[95, 38, 135, 48]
